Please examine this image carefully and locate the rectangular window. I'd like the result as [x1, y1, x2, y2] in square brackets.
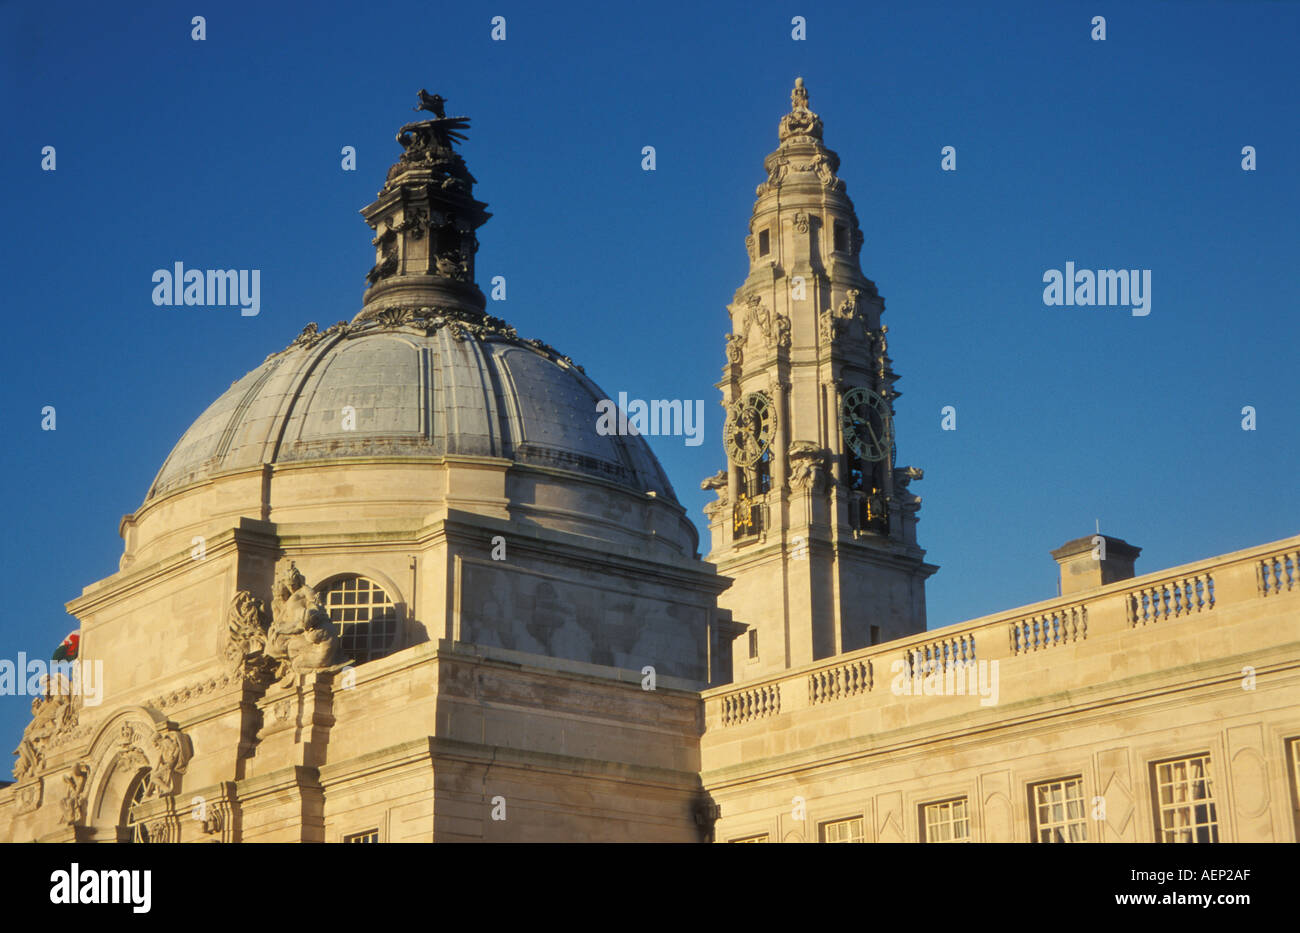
[833, 221, 848, 253]
[1031, 777, 1088, 842]
[730, 833, 768, 843]
[758, 229, 770, 256]
[921, 798, 970, 843]
[748, 629, 758, 660]
[820, 817, 864, 843]
[870, 625, 881, 645]
[343, 829, 380, 843]
[1152, 754, 1219, 843]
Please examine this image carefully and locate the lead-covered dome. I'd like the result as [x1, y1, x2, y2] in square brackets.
[147, 307, 677, 504]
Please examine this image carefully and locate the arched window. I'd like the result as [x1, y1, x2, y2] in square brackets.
[124, 773, 150, 843]
[321, 576, 400, 664]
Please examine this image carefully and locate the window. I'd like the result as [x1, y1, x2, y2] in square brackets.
[1152, 754, 1219, 843]
[833, 221, 848, 253]
[343, 829, 380, 843]
[748, 629, 758, 660]
[870, 625, 881, 646]
[922, 798, 970, 842]
[730, 833, 768, 843]
[757, 229, 770, 256]
[125, 773, 150, 844]
[820, 817, 864, 843]
[322, 576, 399, 664]
[1031, 777, 1088, 842]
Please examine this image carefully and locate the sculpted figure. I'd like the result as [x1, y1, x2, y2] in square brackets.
[60, 761, 89, 825]
[146, 732, 185, 798]
[13, 693, 75, 780]
[788, 441, 825, 491]
[267, 560, 347, 683]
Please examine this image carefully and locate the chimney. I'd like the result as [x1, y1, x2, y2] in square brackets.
[1051, 534, 1141, 596]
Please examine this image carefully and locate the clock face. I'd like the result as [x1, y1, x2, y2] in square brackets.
[723, 392, 775, 466]
[841, 386, 892, 462]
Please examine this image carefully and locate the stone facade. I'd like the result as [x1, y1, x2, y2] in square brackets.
[1, 85, 1296, 844]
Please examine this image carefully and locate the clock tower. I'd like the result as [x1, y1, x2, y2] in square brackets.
[703, 79, 938, 681]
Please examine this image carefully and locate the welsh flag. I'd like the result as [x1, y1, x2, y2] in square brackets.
[52, 631, 80, 662]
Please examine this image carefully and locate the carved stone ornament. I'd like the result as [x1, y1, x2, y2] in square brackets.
[377, 91, 477, 198]
[366, 228, 399, 285]
[794, 153, 842, 190]
[15, 778, 42, 814]
[144, 817, 174, 844]
[820, 287, 867, 343]
[389, 209, 429, 239]
[288, 320, 352, 352]
[701, 469, 728, 493]
[740, 294, 791, 350]
[892, 466, 924, 513]
[226, 590, 278, 687]
[115, 723, 149, 771]
[266, 559, 350, 686]
[788, 441, 826, 491]
[96, 716, 194, 807]
[59, 760, 89, 826]
[778, 77, 825, 143]
[756, 162, 788, 197]
[201, 807, 225, 836]
[725, 332, 745, 365]
[793, 212, 810, 235]
[775, 314, 792, 349]
[701, 470, 729, 520]
[12, 690, 79, 780]
[268, 307, 584, 375]
[144, 732, 186, 798]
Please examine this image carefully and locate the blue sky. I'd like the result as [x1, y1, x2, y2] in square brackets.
[2, 0, 1297, 759]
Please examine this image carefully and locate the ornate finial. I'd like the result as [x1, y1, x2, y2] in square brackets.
[778, 77, 823, 143]
[791, 77, 809, 112]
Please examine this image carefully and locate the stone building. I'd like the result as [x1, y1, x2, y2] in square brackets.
[1, 84, 1297, 843]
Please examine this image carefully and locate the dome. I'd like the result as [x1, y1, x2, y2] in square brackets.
[146, 308, 678, 504]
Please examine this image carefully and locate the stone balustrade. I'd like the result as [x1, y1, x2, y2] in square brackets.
[1009, 604, 1087, 654]
[1258, 549, 1299, 596]
[904, 634, 976, 677]
[721, 683, 781, 725]
[1126, 573, 1214, 627]
[707, 535, 1300, 727]
[809, 659, 873, 704]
